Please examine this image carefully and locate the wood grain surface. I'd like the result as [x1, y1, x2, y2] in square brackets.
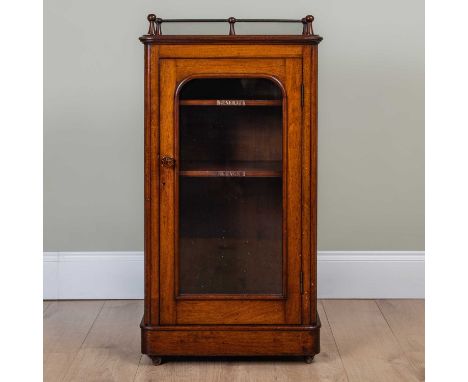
[157, 57, 304, 326]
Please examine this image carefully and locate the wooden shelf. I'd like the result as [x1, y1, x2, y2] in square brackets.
[179, 99, 282, 106]
[180, 161, 281, 177]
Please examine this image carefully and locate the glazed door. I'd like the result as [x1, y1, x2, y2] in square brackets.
[159, 58, 302, 325]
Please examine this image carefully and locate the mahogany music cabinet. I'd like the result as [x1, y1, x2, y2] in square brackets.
[139, 14, 323, 365]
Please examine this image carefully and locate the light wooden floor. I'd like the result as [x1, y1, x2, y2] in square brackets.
[44, 299, 424, 382]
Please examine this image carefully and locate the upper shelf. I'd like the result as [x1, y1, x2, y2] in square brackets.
[139, 15, 323, 45]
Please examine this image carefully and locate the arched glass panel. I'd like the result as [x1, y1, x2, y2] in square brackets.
[178, 78, 283, 295]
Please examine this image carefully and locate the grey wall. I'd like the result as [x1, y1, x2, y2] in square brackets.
[44, 0, 424, 251]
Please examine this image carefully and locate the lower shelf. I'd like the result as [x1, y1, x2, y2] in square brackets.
[180, 161, 282, 177]
[141, 318, 321, 357]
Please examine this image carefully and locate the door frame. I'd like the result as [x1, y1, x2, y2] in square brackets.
[158, 58, 303, 325]
[174, 73, 288, 301]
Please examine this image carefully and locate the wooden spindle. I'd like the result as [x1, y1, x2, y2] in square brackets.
[228, 17, 236, 35]
[147, 14, 157, 35]
[155, 18, 162, 35]
[301, 17, 307, 35]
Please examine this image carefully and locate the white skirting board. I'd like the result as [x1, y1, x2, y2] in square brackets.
[43, 251, 424, 299]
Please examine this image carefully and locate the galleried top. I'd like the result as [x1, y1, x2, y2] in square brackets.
[139, 14, 323, 45]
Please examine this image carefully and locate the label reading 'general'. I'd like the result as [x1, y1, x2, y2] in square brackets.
[216, 170, 246, 177]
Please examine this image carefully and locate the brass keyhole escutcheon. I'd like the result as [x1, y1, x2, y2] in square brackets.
[160, 156, 176, 168]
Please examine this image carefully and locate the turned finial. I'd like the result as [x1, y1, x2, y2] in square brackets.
[228, 17, 236, 35]
[304, 15, 314, 36]
[147, 14, 157, 35]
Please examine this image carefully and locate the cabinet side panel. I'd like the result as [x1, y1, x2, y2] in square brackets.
[310, 46, 319, 324]
[301, 46, 312, 325]
[143, 44, 151, 325]
[149, 46, 161, 325]
[144, 45, 160, 326]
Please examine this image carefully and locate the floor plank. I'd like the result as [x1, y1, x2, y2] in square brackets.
[135, 356, 227, 382]
[43, 300, 105, 382]
[43, 300, 52, 314]
[62, 300, 143, 382]
[377, 300, 425, 380]
[322, 300, 421, 382]
[134, 301, 348, 382]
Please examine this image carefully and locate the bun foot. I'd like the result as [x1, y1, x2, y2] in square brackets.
[304, 355, 315, 364]
[150, 356, 163, 366]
